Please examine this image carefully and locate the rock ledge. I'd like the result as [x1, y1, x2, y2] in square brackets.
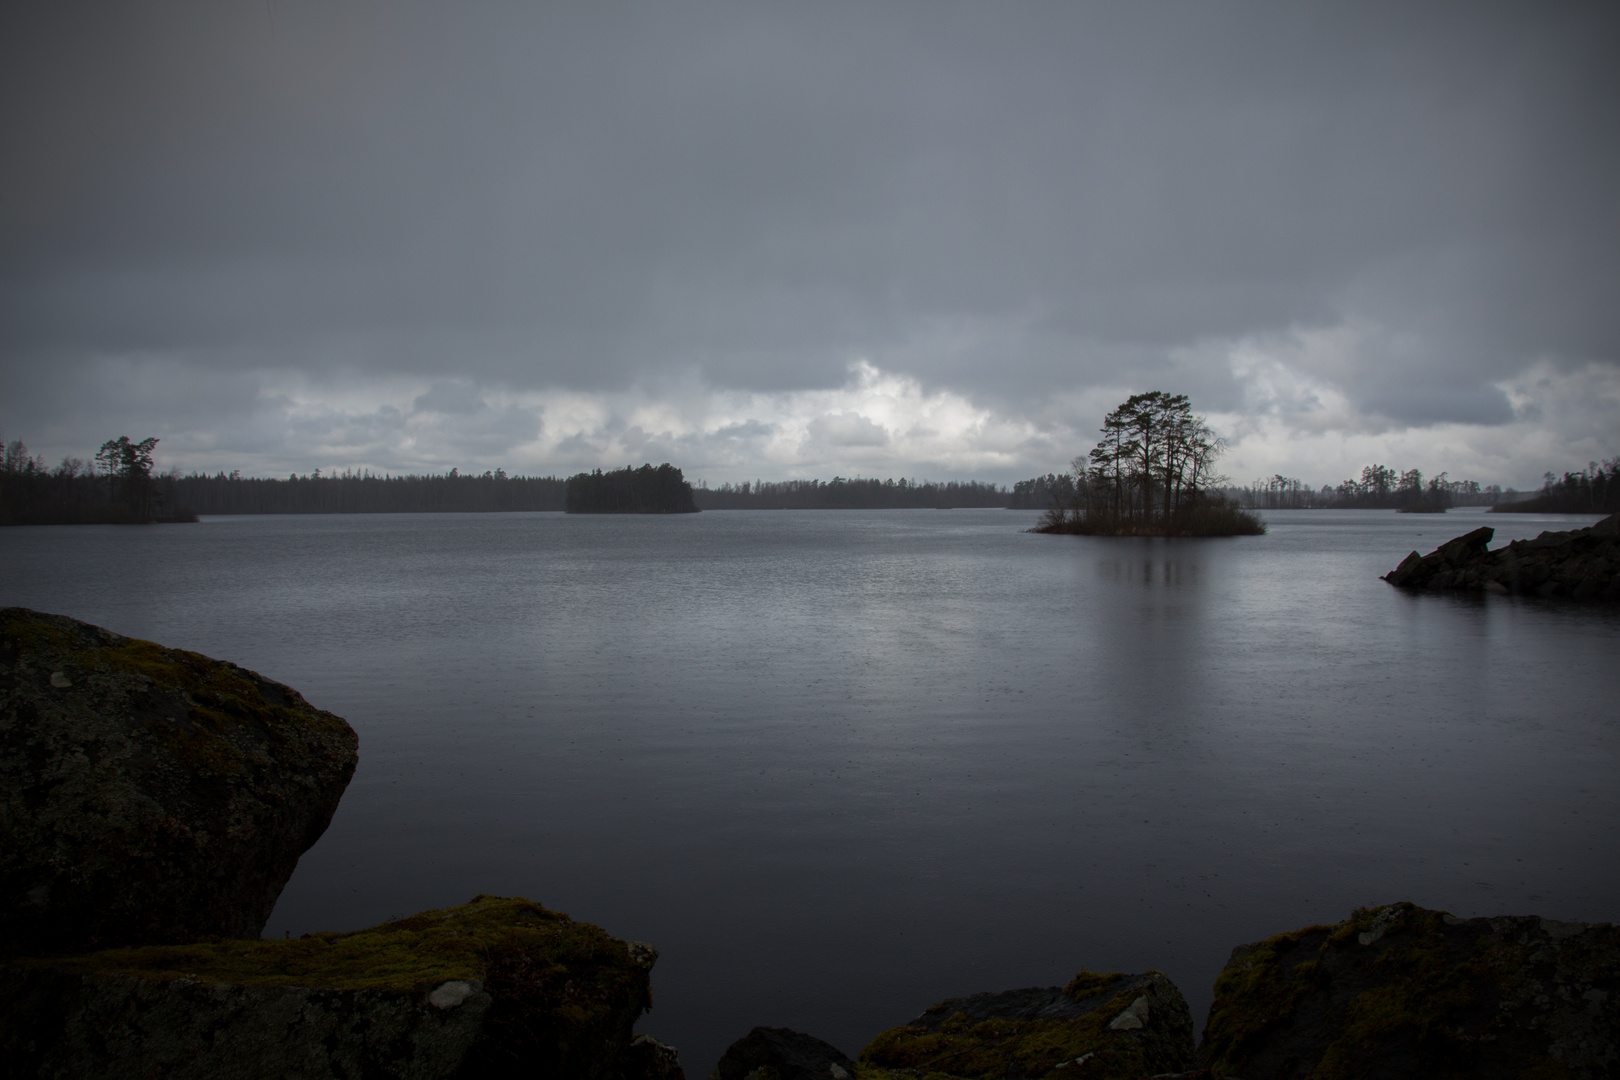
[0, 895, 669, 1080]
[1382, 512, 1620, 598]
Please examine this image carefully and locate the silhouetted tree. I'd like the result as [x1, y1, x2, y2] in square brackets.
[1042, 392, 1257, 535]
[1071, 391, 1229, 528]
[96, 436, 159, 519]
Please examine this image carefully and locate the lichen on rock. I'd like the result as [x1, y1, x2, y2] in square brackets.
[1201, 901, 1620, 1079]
[0, 895, 672, 1080]
[0, 607, 359, 956]
[857, 970, 1196, 1080]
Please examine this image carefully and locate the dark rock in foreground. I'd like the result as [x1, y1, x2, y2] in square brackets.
[1382, 511, 1620, 598]
[711, 1026, 856, 1080]
[1202, 902, 1620, 1079]
[0, 607, 358, 956]
[859, 970, 1196, 1079]
[0, 895, 677, 1080]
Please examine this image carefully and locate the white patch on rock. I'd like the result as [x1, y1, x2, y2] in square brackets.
[428, 980, 475, 1009]
[1108, 995, 1150, 1031]
[830, 1065, 849, 1078]
[1359, 905, 1403, 946]
[626, 941, 659, 968]
[49, 671, 71, 688]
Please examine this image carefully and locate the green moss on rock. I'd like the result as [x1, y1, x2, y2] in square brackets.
[1, 607, 359, 955]
[26, 895, 641, 999]
[0, 896, 666, 1080]
[858, 972, 1195, 1080]
[1202, 902, 1620, 1079]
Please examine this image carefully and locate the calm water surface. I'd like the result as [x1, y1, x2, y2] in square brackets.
[2, 508, 1616, 1068]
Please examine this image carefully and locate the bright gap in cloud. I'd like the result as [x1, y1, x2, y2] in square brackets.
[8, 336, 1616, 490]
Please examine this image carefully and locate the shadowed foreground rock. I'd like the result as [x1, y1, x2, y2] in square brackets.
[0, 895, 681, 1080]
[859, 970, 1196, 1080]
[711, 1026, 856, 1080]
[1382, 512, 1620, 598]
[0, 607, 359, 955]
[1202, 902, 1620, 1079]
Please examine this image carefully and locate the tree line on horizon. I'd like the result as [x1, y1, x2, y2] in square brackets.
[4, 431, 1614, 523]
[693, 476, 1008, 509]
[1489, 459, 1620, 514]
[171, 467, 569, 514]
[1228, 466, 1507, 511]
[1220, 460, 1619, 513]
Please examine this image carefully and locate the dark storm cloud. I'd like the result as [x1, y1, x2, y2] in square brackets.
[2, 1, 1617, 478]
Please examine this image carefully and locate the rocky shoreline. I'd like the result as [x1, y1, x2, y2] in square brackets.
[4, 610, 1617, 1078]
[1383, 511, 1620, 598]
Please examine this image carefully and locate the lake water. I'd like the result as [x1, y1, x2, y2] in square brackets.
[2, 507, 1617, 1069]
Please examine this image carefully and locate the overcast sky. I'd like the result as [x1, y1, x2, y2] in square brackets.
[2, 1, 1616, 488]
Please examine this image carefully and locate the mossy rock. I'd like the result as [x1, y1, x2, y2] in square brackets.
[0, 895, 673, 1080]
[0, 607, 358, 955]
[711, 1026, 856, 1080]
[857, 970, 1196, 1080]
[1201, 901, 1620, 1079]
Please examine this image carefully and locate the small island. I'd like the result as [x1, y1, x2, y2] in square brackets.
[565, 463, 700, 514]
[1034, 392, 1264, 537]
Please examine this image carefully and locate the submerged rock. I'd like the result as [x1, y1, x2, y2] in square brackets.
[1201, 901, 1620, 1079]
[0, 607, 358, 956]
[0, 895, 675, 1080]
[859, 970, 1196, 1079]
[711, 1026, 856, 1080]
[1382, 511, 1620, 598]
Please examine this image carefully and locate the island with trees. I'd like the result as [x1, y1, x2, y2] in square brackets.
[565, 463, 699, 513]
[1034, 392, 1264, 537]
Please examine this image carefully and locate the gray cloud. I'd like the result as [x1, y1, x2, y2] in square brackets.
[1, 1, 1616, 483]
[807, 412, 889, 449]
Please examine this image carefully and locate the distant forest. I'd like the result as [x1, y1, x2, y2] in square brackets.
[1017, 460, 1620, 515]
[1223, 466, 1512, 511]
[693, 477, 1006, 509]
[6, 431, 1614, 523]
[1490, 460, 1620, 514]
[566, 464, 698, 513]
[1008, 474, 1077, 510]
[171, 468, 567, 514]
